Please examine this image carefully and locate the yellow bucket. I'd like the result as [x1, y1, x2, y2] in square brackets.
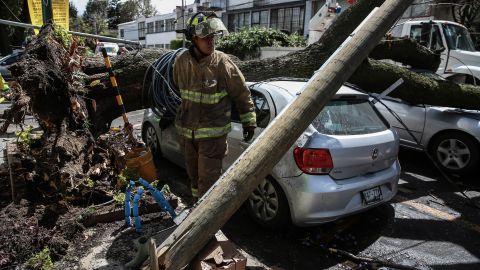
[125, 147, 157, 182]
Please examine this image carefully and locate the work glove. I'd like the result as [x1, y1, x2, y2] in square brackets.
[243, 126, 255, 142]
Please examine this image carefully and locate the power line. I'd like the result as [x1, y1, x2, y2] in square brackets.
[0, 0, 21, 22]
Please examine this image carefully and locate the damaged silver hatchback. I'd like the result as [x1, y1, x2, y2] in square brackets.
[142, 80, 401, 228]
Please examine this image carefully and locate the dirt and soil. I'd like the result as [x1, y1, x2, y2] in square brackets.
[0, 156, 188, 269]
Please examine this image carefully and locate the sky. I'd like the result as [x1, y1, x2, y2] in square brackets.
[72, 0, 195, 16]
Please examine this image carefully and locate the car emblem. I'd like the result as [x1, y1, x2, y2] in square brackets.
[371, 148, 379, 160]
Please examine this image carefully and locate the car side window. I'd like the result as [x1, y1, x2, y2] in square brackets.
[231, 89, 271, 128]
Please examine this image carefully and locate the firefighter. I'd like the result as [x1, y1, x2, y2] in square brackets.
[173, 12, 256, 201]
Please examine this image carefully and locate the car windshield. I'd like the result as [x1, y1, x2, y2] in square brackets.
[312, 99, 388, 135]
[442, 23, 476, 51]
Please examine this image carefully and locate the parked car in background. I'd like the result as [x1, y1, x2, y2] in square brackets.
[95, 42, 119, 56]
[143, 80, 401, 228]
[0, 50, 23, 81]
[374, 93, 480, 177]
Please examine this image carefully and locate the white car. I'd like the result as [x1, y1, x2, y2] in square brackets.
[143, 80, 401, 228]
[374, 95, 480, 176]
[95, 42, 119, 56]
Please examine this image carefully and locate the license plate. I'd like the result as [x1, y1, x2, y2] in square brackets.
[361, 186, 383, 205]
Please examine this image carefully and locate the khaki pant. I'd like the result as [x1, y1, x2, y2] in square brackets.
[183, 135, 227, 198]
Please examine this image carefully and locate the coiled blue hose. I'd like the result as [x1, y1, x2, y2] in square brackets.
[146, 48, 187, 120]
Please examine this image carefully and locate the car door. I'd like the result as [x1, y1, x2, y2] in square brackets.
[224, 88, 274, 169]
[375, 96, 427, 149]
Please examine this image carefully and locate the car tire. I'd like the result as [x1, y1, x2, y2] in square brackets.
[142, 122, 161, 158]
[429, 132, 479, 176]
[246, 176, 291, 230]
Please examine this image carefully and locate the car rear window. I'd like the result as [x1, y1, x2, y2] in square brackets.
[312, 99, 388, 135]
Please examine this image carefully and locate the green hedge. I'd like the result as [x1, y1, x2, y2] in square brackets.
[216, 27, 306, 60]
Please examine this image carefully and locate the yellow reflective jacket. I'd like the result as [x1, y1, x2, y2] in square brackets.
[173, 48, 256, 140]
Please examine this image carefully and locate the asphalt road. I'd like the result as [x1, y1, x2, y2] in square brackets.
[2, 107, 480, 269]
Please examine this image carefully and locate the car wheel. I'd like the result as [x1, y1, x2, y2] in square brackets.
[142, 122, 161, 158]
[246, 177, 290, 229]
[429, 132, 479, 176]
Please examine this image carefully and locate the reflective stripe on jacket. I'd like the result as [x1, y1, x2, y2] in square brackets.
[173, 48, 256, 140]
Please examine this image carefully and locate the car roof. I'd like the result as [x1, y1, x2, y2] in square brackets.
[403, 20, 466, 28]
[248, 80, 369, 100]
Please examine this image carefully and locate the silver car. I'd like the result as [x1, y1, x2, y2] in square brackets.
[0, 50, 23, 81]
[142, 80, 401, 228]
[374, 95, 480, 176]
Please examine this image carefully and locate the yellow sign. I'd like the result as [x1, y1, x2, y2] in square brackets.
[27, 0, 43, 33]
[27, 0, 69, 33]
[52, 0, 69, 30]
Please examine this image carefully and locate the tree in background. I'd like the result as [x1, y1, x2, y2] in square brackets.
[0, 0, 24, 55]
[137, 0, 157, 17]
[83, 0, 108, 34]
[451, 0, 480, 29]
[107, 0, 122, 29]
[69, 1, 87, 32]
[118, 0, 138, 23]
[450, 0, 480, 48]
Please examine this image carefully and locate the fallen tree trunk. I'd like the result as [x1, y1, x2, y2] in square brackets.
[75, 0, 479, 134]
[3, 0, 480, 203]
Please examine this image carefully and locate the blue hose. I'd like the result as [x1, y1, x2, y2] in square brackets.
[124, 180, 135, 226]
[138, 178, 177, 218]
[133, 187, 144, 232]
[145, 49, 186, 120]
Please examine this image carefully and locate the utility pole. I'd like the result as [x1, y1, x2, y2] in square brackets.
[151, 0, 415, 269]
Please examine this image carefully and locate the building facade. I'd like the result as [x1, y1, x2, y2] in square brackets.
[118, 0, 409, 48]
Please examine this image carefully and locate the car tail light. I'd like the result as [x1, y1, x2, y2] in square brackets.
[293, 147, 333, 174]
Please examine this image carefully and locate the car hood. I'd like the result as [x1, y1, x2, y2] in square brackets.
[431, 107, 480, 120]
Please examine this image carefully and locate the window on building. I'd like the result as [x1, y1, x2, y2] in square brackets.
[165, 19, 175, 32]
[138, 22, 146, 40]
[260, 10, 268, 28]
[120, 29, 124, 38]
[228, 14, 235, 32]
[147, 22, 154, 34]
[270, 6, 304, 34]
[252, 11, 260, 27]
[155, 20, 163, 33]
[226, 12, 250, 31]
[244, 12, 251, 28]
[165, 44, 170, 49]
[238, 13, 244, 28]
